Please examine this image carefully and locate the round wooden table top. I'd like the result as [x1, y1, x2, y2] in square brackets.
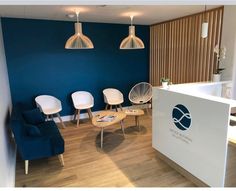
[92, 111, 126, 128]
[124, 109, 144, 116]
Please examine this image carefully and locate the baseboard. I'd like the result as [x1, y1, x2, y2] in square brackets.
[53, 104, 151, 123]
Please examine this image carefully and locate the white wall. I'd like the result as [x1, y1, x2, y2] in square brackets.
[221, 6, 236, 82]
[221, 6, 236, 100]
[0, 19, 16, 187]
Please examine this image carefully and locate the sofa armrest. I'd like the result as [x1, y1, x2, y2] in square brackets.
[20, 136, 53, 160]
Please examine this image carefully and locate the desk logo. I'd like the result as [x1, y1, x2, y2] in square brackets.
[172, 104, 191, 131]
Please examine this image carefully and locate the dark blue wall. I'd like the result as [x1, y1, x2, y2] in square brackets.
[1, 18, 149, 115]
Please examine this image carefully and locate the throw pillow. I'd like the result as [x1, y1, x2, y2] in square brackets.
[23, 108, 45, 125]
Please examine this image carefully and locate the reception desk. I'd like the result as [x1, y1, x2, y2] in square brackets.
[152, 81, 236, 187]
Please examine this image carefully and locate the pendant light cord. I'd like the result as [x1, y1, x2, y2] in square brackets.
[130, 15, 134, 26]
[76, 11, 80, 23]
[204, 5, 207, 21]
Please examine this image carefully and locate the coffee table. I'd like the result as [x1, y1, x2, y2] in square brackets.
[92, 111, 126, 148]
[124, 109, 144, 131]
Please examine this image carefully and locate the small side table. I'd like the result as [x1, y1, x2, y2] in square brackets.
[124, 109, 144, 131]
[92, 111, 126, 148]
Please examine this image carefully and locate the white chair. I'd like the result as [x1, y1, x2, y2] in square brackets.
[35, 95, 66, 128]
[103, 88, 124, 111]
[128, 82, 153, 114]
[71, 91, 94, 127]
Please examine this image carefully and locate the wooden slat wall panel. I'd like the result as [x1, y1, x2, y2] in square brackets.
[149, 7, 224, 86]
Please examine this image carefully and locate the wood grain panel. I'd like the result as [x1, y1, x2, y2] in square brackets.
[150, 7, 224, 86]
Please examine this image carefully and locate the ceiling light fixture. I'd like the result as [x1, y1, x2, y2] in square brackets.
[119, 15, 145, 49]
[65, 11, 94, 49]
[201, 5, 208, 38]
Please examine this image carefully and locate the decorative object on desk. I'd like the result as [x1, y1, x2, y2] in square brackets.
[212, 68, 225, 82]
[65, 10, 94, 49]
[213, 44, 226, 82]
[160, 77, 170, 88]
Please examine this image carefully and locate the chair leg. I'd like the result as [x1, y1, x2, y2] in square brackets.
[105, 104, 109, 110]
[76, 109, 80, 127]
[46, 115, 49, 121]
[57, 113, 66, 129]
[115, 105, 118, 112]
[58, 154, 65, 166]
[73, 109, 77, 121]
[145, 107, 150, 116]
[110, 105, 113, 110]
[119, 104, 123, 111]
[101, 127, 104, 149]
[25, 160, 29, 175]
[149, 100, 152, 109]
[88, 108, 93, 119]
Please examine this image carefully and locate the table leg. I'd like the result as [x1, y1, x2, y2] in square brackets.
[101, 127, 104, 148]
[120, 121, 125, 137]
[138, 116, 141, 132]
[135, 116, 141, 132]
[135, 116, 138, 127]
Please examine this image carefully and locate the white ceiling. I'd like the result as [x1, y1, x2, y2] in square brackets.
[0, 5, 221, 25]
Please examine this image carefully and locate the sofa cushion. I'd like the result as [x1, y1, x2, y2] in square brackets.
[25, 124, 41, 137]
[38, 121, 60, 135]
[23, 108, 45, 125]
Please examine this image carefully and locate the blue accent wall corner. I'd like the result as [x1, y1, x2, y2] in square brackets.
[1, 18, 149, 115]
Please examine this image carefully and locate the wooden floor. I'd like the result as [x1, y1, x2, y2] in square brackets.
[15, 111, 196, 187]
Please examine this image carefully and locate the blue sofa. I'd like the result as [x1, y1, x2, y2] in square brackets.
[10, 103, 65, 174]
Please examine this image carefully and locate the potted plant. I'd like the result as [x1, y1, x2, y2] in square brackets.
[213, 45, 226, 82]
[213, 68, 225, 82]
[160, 77, 170, 88]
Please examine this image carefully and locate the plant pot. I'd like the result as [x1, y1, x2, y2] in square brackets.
[212, 74, 221, 82]
[162, 82, 169, 88]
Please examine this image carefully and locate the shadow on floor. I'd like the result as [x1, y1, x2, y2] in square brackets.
[94, 125, 147, 153]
